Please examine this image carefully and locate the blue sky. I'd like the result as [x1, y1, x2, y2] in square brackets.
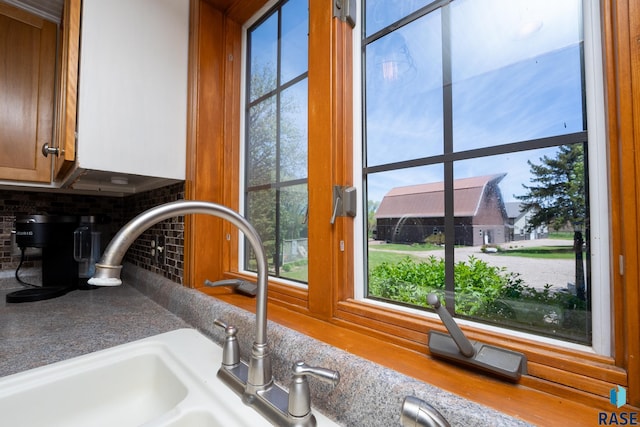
[245, 0, 585, 206]
[364, 0, 584, 204]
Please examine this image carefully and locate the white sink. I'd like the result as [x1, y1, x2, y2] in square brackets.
[0, 329, 340, 427]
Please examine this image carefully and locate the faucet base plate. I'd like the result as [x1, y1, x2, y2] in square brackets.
[428, 331, 527, 381]
[217, 364, 317, 427]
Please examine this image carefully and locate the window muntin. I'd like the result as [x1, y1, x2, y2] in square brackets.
[364, 0, 434, 37]
[244, 0, 309, 284]
[362, 0, 601, 346]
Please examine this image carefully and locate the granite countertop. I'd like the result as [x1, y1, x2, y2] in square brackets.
[0, 265, 532, 427]
[0, 274, 189, 377]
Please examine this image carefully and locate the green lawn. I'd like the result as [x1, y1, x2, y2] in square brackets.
[370, 242, 441, 251]
[278, 250, 423, 279]
[279, 241, 581, 279]
[496, 246, 581, 259]
[280, 261, 309, 282]
[368, 250, 422, 270]
[547, 231, 576, 240]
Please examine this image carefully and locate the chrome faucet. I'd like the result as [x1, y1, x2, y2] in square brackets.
[89, 200, 339, 426]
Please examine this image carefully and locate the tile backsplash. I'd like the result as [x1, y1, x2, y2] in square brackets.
[120, 183, 185, 284]
[0, 182, 185, 285]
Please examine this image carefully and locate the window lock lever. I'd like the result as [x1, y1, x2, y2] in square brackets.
[426, 293, 528, 381]
[330, 185, 357, 224]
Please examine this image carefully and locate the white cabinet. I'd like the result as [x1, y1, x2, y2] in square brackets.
[63, 0, 189, 194]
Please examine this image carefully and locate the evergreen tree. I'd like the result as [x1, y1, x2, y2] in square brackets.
[516, 144, 585, 230]
[516, 143, 587, 300]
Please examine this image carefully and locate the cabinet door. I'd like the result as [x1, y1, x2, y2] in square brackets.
[53, 0, 81, 179]
[76, 0, 188, 180]
[0, 3, 56, 182]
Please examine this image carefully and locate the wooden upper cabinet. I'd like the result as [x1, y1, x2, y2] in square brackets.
[0, 3, 56, 182]
[53, 0, 80, 179]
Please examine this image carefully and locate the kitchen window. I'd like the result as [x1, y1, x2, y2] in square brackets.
[358, 0, 610, 353]
[188, 0, 638, 409]
[242, 0, 309, 284]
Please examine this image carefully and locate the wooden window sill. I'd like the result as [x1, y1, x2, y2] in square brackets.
[202, 288, 629, 426]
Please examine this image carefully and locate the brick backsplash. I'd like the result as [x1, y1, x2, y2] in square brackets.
[0, 182, 185, 285]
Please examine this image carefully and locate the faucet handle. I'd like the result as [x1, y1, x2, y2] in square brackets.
[288, 361, 340, 418]
[292, 361, 340, 385]
[214, 318, 240, 367]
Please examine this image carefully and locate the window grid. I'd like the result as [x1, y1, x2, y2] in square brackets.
[244, 0, 309, 282]
[361, 0, 592, 344]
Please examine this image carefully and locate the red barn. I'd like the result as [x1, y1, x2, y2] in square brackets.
[374, 174, 508, 246]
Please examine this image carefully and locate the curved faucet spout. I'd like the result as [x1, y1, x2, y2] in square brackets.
[88, 200, 269, 347]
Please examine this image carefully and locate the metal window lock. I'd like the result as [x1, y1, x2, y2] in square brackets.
[330, 185, 357, 224]
[333, 0, 356, 28]
[204, 278, 258, 297]
[426, 293, 527, 381]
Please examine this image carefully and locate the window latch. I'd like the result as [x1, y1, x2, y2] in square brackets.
[330, 185, 357, 224]
[333, 0, 356, 28]
[427, 293, 528, 381]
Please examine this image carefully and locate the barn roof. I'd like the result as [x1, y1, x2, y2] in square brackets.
[375, 174, 506, 219]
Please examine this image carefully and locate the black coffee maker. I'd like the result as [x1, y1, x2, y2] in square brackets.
[8, 214, 80, 303]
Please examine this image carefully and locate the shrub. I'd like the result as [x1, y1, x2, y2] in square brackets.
[368, 255, 514, 315]
[368, 255, 589, 339]
[424, 233, 445, 245]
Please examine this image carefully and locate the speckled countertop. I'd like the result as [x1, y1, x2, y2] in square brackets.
[0, 265, 532, 427]
[0, 270, 189, 377]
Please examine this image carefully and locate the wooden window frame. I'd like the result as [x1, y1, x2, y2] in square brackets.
[185, 0, 640, 415]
